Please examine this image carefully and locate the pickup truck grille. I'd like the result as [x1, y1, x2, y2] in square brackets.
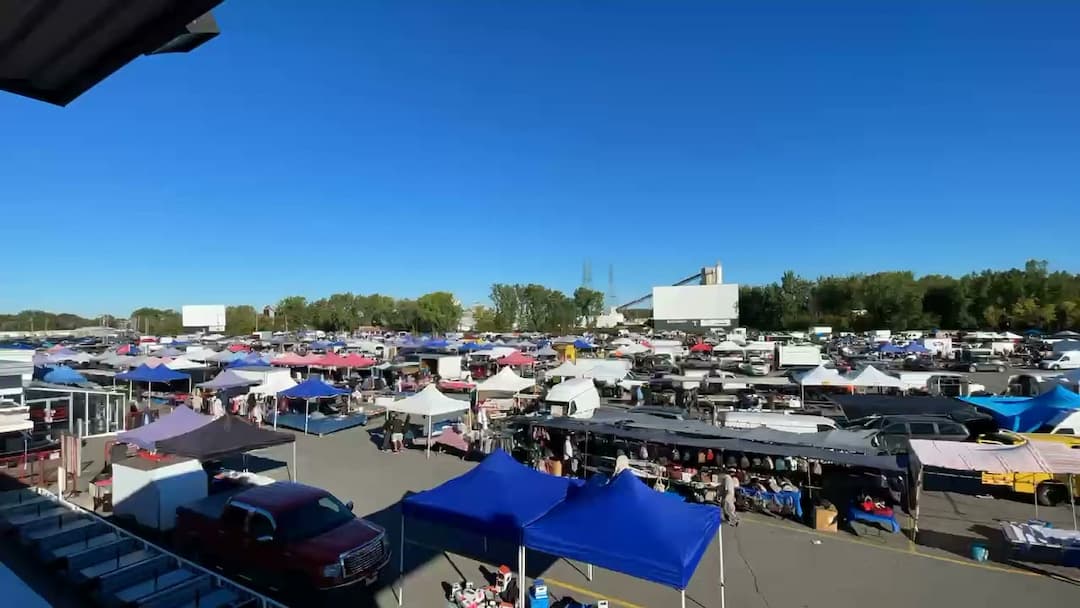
[342, 534, 386, 577]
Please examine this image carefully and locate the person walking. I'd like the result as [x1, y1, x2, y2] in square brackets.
[721, 469, 740, 526]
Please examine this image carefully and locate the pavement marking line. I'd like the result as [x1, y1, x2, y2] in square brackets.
[402, 539, 649, 608]
[742, 517, 1038, 577]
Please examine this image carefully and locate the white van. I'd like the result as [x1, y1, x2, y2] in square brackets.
[545, 378, 600, 419]
[1040, 351, 1080, 370]
[716, 411, 837, 434]
[1047, 411, 1080, 436]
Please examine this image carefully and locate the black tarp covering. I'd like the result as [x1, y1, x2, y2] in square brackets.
[156, 415, 294, 460]
[829, 394, 991, 423]
[526, 417, 903, 472]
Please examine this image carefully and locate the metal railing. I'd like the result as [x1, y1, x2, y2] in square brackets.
[28, 487, 290, 608]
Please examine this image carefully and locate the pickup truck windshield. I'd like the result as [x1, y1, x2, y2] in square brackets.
[275, 496, 355, 542]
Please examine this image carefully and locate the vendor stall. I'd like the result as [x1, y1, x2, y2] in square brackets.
[275, 376, 359, 435]
[155, 414, 298, 480]
[385, 385, 470, 458]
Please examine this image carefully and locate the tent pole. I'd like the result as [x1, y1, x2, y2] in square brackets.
[305, 399, 310, 435]
[426, 416, 432, 459]
[518, 545, 526, 608]
[586, 562, 593, 581]
[1071, 474, 1077, 531]
[1034, 475, 1039, 519]
[680, 588, 686, 608]
[292, 441, 298, 482]
[398, 515, 405, 606]
[718, 524, 725, 608]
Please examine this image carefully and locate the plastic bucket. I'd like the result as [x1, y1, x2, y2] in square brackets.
[971, 543, 990, 562]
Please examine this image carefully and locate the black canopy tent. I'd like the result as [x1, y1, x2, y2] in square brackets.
[155, 415, 299, 480]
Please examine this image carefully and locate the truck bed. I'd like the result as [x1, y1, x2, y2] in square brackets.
[175, 487, 247, 521]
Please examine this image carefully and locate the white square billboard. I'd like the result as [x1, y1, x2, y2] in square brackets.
[182, 305, 227, 331]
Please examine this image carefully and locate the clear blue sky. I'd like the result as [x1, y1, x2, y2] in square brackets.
[3, 1, 1078, 316]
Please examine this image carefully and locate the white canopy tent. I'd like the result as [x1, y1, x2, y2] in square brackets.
[385, 385, 470, 458]
[909, 439, 1080, 533]
[844, 365, 903, 389]
[614, 343, 650, 356]
[547, 361, 584, 378]
[795, 365, 847, 403]
[476, 366, 535, 395]
[470, 347, 518, 360]
[165, 357, 204, 371]
[250, 374, 298, 397]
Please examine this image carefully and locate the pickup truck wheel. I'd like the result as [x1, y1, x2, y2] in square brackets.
[1036, 482, 1067, 507]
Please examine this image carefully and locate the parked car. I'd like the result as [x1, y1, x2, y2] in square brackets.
[174, 482, 389, 595]
[856, 415, 971, 453]
[950, 355, 1007, 373]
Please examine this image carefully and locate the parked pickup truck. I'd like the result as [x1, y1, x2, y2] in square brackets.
[174, 482, 389, 593]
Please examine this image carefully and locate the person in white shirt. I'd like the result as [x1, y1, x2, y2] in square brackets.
[210, 395, 225, 419]
[721, 469, 740, 526]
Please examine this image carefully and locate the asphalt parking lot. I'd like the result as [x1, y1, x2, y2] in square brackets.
[212, 426, 1078, 608]
[6, 390, 1077, 608]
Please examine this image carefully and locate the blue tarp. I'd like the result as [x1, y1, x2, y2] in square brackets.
[228, 355, 270, 368]
[278, 377, 348, 399]
[423, 339, 450, 349]
[903, 342, 929, 353]
[962, 386, 1080, 432]
[116, 363, 191, 383]
[42, 365, 87, 385]
[877, 343, 903, 354]
[402, 449, 582, 541]
[573, 339, 594, 349]
[523, 470, 722, 590]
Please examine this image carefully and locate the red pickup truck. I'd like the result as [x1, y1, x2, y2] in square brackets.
[174, 482, 390, 593]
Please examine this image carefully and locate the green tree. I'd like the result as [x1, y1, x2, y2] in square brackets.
[417, 292, 462, 334]
[225, 305, 258, 335]
[983, 305, 1007, 329]
[471, 305, 499, 333]
[130, 307, 182, 335]
[490, 284, 522, 331]
[573, 287, 606, 327]
[275, 296, 309, 330]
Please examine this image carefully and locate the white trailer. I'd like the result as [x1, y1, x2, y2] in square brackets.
[776, 344, 825, 368]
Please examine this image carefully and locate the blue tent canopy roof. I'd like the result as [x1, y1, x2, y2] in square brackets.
[43, 365, 87, 385]
[402, 449, 582, 541]
[962, 385, 1080, 432]
[573, 339, 594, 349]
[523, 470, 721, 590]
[116, 363, 190, 383]
[278, 377, 348, 399]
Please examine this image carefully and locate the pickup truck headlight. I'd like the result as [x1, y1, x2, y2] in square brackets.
[322, 563, 343, 578]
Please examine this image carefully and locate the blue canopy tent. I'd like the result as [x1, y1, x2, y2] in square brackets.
[903, 342, 930, 354]
[422, 338, 449, 349]
[43, 365, 87, 385]
[277, 377, 348, 434]
[523, 471, 724, 608]
[877, 343, 903, 354]
[397, 449, 583, 606]
[116, 363, 192, 402]
[573, 338, 595, 350]
[962, 385, 1080, 432]
[227, 354, 270, 368]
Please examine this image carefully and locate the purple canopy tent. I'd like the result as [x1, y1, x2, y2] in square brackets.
[116, 405, 213, 450]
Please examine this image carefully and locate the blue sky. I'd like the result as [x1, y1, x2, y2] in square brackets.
[2, 1, 1078, 316]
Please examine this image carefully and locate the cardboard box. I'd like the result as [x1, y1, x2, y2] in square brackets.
[814, 506, 838, 532]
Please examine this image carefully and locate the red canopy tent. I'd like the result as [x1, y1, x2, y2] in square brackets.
[689, 343, 713, 353]
[314, 351, 351, 367]
[343, 353, 377, 368]
[227, 343, 250, 353]
[497, 352, 536, 366]
[271, 352, 308, 366]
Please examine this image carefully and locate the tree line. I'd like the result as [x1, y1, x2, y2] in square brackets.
[739, 260, 1080, 332]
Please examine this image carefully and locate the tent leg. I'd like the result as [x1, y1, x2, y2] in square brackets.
[718, 525, 725, 608]
[680, 588, 686, 608]
[586, 562, 592, 581]
[292, 441, 298, 482]
[518, 545, 526, 608]
[1034, 476, 1039, 519]
[305, 399, 310, 435]
[1071, 474, 1077, 531]
[398, 515, 405, 606]
[426, 416, 432, 459]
